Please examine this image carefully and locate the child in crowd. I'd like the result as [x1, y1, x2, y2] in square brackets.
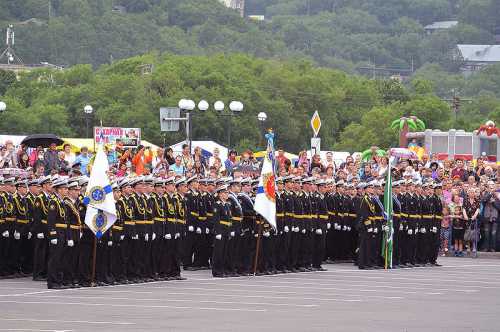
[440, 206, 451, 256]
[451, 205, 465, 256]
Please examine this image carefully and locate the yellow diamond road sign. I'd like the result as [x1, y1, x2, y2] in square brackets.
[311, 111, 321, 137]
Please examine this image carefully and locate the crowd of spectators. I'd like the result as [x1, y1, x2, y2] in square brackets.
[1, 139, 499, 253]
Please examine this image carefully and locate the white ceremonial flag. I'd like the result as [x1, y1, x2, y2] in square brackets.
[83, 131, 117, 238]
[254, 131, 277, 229]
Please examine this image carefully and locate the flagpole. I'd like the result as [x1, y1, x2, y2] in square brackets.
[252, 219, 263, 276]
[91, 236, 97, 286]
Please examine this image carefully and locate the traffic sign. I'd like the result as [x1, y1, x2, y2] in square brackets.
[311, 137, 321, 155]
[311, 111, 321, 137]
[160, 107, 181, 132]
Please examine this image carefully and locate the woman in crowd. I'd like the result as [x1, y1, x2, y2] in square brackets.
[451, 205, 466, 256]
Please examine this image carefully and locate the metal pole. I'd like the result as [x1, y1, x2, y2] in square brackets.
[227, 115, 232, 148]
[85, 116, 89, 138]
[186, 111, 192, 153]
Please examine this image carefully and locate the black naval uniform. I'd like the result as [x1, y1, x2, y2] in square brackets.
[212, 198, 232, 277]
[47, 194, 68, 289]
[32, 192, 50, 280]
[357, 194, 377, 269]
[63, 197, 81, 286]
[12, 192, 33, 275]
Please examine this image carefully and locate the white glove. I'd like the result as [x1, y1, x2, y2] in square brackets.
[196, 227, 202, 234]
[188, 226, 194, 232]
[432, 227, 438, 233]
[67, 240, 74, 247]
[206, 228, 210, 234]
[263, 232, 270, 237]
[152, 233, 156, 241]
[254, 233, 259, 238]
[399, 224, 404, 231]
[107, 241, 113, 247]
[144, 234, 149, 242]
[347, 226, 351, 231]
[384, 225, 389, 232]
[175, 233, 180, 239]
[165, 234, 172, 240]
[2, 231, 9, 237]
[374, 228, 378, 234]
[414, 228, 419, 234]
[342, 225, 347, 231]
[14, 231, 21, 240]
[327, 223, 331, 229]
[120, 235, 125, 241]
[28, 232, 32, 240]
[132, 235, 139, 240]
[230, 231, 235, 237]
[284, 226, 290, 233]
[301, 229, 306, 234]
[420, 228, 426, 234]
[334, 223, 339, 229]
[37, 233, 44, 239]
[215, 234, 222, 240]
[50, 239, 58, 245]
[80, 232, 83, 239]
[367, 228, 373, 233]
[408, 229, 413, 235]
[316, 229, 323, 235]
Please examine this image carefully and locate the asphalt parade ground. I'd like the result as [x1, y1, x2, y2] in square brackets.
[1, 257, 499, 332]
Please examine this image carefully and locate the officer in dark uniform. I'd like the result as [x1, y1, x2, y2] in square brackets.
[47, 179, 69, 289]
[391, 180, 402, 268]
[32, 176, 53, 281]
[26, 179, 42, 275]
[227, 178, 243, 276]
[345, 183, 358, 262]
[194, 178, 211, 270]
[77, 176, 94, 286]
[151, 178, 166, 280]
[313, 179, 328, 271]
[110, 181, 127, 283]
[238, 178, 255, 275]
[63, 180, 82, 287]
[173, 177, 188, 280]
[163, 177, 181, 280]
[117, 178, 137, 283]
[1, 177, 16, 277]
[417, 182, 433, 265]
[357, 182, 377, 269]
[183, 176, 200, 270]
[430, 183, 443, 266]
[11, 179, 32, 276]
[281, 176, 294, 273]
[212, 184, 232, 277]
[274, 177, 286, 272]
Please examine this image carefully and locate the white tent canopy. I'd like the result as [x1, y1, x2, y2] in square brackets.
[170, 140, 228, 161]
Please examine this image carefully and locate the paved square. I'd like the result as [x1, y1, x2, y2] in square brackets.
[1, 257, 499, 332]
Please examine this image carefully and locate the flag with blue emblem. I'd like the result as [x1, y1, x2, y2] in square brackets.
[254, 129, 276, 229]
[83, 129, 117, 239]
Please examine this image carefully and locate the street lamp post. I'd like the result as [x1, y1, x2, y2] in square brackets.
[83, 104, 93, 138]
[178, 99, 244, 150]
[257, 112, 267, 148]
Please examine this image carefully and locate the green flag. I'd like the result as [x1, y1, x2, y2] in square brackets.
[382, 168, 393, 269]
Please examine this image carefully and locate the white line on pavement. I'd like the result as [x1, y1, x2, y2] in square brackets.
[18, 294, 322, 307]
[0, 318, 135, 325]
[0, 300, 267, 312]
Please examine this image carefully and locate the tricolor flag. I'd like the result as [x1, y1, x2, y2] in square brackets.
[254, 130, 276, 229]
[381, 167, 394, 269]
[83, 129, 117, 239]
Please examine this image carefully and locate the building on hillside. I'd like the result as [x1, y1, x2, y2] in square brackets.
[455, 44, 500, 76]
[424, 20, 458, 34]
[219, 0, 245, 17]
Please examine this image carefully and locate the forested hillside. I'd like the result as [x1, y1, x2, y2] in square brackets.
[1, 0, 498, 72]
